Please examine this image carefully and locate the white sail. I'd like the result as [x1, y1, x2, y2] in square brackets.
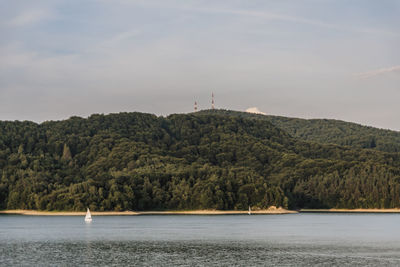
[248, 206, 251, 215]
[85, 208, 92, 222]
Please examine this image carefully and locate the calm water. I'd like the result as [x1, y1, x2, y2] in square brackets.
[1, 213, 400, 266]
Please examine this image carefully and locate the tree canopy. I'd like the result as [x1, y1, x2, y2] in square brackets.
[1, 111, 400, 211]
[198, 109, 400, 152]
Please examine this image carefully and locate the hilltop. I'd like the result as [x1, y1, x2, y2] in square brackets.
[197, 109, 400, 152]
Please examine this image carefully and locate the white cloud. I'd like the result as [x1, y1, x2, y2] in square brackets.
[246, 107, 266, 115]
[354, 66, 400, 79]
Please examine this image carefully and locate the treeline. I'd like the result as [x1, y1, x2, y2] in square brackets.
[1, 111, 400, 211]
[198, 109, 400, 152]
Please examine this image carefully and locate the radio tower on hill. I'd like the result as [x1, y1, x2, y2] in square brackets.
[211, 92, 215, 109]
[194, 101, 198, 112]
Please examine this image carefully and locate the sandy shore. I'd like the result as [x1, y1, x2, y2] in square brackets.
[0, 208, 297, 216]
[138, 208, 297, 215]
[4, 209, 400, 215]
[0, 210, 140, 216]
[301, 208, 400, 213]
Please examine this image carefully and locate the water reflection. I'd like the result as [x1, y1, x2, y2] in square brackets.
[1, 214, 400, 266]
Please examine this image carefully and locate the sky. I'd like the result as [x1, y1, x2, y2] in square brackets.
[0, 0, 399, 129]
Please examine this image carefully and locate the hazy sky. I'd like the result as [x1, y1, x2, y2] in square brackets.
[1, 0, 399, 129]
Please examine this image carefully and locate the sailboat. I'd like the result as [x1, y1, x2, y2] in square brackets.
[248, 206, 251, 215]
[85, 208, 92, 222]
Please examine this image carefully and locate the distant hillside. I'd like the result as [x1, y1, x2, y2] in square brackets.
[1, 111, 400, 211]
[196, 109, 400, 152]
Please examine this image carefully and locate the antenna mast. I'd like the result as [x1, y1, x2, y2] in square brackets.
[211, 92, 215, 109]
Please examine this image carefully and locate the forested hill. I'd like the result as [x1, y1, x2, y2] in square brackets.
[197, 109, 400, 152]
[1, 111, 400, 212]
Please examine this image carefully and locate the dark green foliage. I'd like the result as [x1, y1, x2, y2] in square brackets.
[197, 109, 400, 152]
[1, 111, 400, 211]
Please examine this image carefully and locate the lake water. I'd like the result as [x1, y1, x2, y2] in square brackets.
[1, 213, 400, 266]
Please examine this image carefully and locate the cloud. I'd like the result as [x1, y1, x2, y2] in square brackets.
[246, 107, 266, 115]
[194, 8, 335, 29]
[354, 66, 400, 79]
[99, 30, 143, 49]
[8, 9, 51, 27]
[207, 8, 398, 37]
[93, 2, 344, 32]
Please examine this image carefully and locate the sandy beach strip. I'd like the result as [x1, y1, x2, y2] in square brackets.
[0, 208, 297, 216]
[138, 209, 297, 215]
[0, 210, 140, 216]
[300, 208, 400, 213]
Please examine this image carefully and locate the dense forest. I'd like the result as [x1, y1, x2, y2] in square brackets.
[198, 109, 400, 152]
[1, 110, 400, 211]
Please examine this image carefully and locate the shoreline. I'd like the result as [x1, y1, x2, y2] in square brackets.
[300, 208, 400, 213]
[0, 209, 296, 216]
[3, 209, 400, 216]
